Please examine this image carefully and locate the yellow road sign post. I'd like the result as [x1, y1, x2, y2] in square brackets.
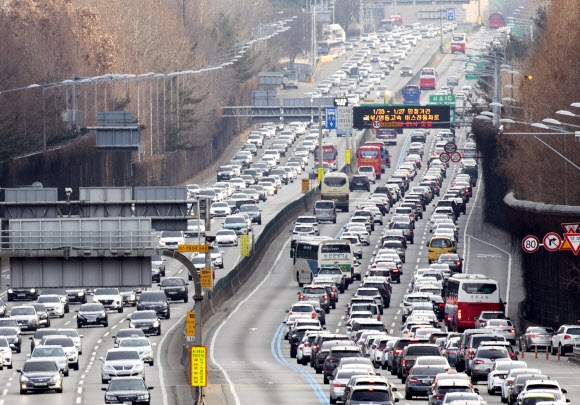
[301, 178, 310, 192]
[190, 346, 207, 387]
[317, 167, 325, 184]
[186, 311, 195, 336]
[178, 244, 209, 253]
[199, 269, 213, 289]
[240, 234, 251, 256]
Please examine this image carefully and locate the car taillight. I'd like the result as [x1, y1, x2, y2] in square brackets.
[447, 349, 456, 354]
[304, 343, 309, 347]
[458, 309, 462, 320]
[408, 377, 419, 384]
[311, 313, 316, 319]
[346, 194, 349, 201]
[402, 359, 406, 364]
[507, 378, 514, 384]
[564, 334, 572, 339]
[288, 312, 293, 316]
[508, 329, 515, 333]
[474, 359, 484, 364]
[330, 292, 335, 299]
[313, 208, 316, 214]
[323, 294, 328, 300]
[333, 383, 342, 388]
[455, 261, 461, 265]
[509, 353, 517, 359]
[434, 394, 444, 399]
[299, 294, 305, 300]
[410, 229, 414, 235]
[529, 334, 538, 338]
[392, 269, 399, 273]
[438, 303, 445, 307]
[395, 349, 403, 354]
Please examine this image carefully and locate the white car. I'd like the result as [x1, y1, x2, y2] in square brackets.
[93, 288, 123, 313]
[9, 306, 39, 332]
[346, 226, 370, 245]
[0, 337, 13, 368]
[37, 294, 66, 318]
[486, 359, 527, 395]
[58, 328, 83, 355]
[117, 337, 154, 366]
[215, 229, 238, 247]
[100, 348, 145, 384]
[158, 230, 185, 250]
[483, 318, 517, 344]
[42, 335, 79, 370]
[210, 201, 232, 218]
[551, 324, 580, 355]
[341, 233, 363, 259]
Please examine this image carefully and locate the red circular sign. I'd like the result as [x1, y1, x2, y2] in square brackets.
[543, 232, 562, 252]
[439, 153, 450, 163]
[444, 142, 457, 153]
[450, 152, 462, 163]
[372, 120, 381, 129]
[522, 235, 540, 253]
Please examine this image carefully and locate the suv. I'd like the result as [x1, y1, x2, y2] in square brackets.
[317, 267, 347, 292]
[390, 338, 429, 377]
[159, 277, 189, 302]
[311, 334, 350, 370]
[93, 288, 123, 313]
[429, 378, 476, 405]
[551, 324, 580, 355]
[323, 345, 363, 384]
[455, 328, 494, 372]
[390, 220, 414, 244]
[350, 175, 371, 191]
[399, 343, 442, 382]
[313, 200, 337, 224]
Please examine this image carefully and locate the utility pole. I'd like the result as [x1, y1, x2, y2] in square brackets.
[492, 51, 501, 126]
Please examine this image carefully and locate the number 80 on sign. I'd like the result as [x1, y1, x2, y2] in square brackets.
[522, 235, 540, 253]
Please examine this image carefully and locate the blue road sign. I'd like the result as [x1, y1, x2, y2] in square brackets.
[325, 107, 337, 130]
[446, 8, 456, 21]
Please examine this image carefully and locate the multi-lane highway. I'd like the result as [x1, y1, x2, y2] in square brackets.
[0, 27, 578, 405]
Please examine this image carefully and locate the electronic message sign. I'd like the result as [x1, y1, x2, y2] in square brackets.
[353, 104, 451, 130]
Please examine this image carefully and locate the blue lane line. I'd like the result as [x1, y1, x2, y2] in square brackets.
[271, 322, 329, 405]
[395, 132, 412, 169]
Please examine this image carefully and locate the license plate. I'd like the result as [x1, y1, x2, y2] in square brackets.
[35, 383, 48, 387]
[18, 294, 25, 297]
[168, 291, 176, 294]
[86, 319, 97, 323]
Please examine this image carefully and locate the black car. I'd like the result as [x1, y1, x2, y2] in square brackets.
[102, 376, 153, 404]
[159, 277, 189, 302]
[137, 291, 170, 319]
[127, 310, 161, 336]
[66, 288, 88, 304]
[6, 285, 39, 302]
[76, 303, 108, 328]
[151, 264, 162, 283]
[405, 365, 447, 399]
[112, 328, 146, 347]
[30, 328, 59, 352]
[216, 165, 235, 181]
[437, 253, 463, 273]
[0, 326, 21, 353]
[350, 175, 371, 191]
[400, 66, 413, 76]
[18, 359, 63, 394]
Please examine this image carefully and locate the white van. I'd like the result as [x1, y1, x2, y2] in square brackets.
[320, 172, 349, 212]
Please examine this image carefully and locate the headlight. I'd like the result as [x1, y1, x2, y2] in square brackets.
[77, 291, 85, 296]
[129, 322, 136, 328]
[103, 364, 116, 371]
[180, 287, 186, 292]
[20, 375, 29, 382]
[137, 394, 150, 400]
[98, 312, 106, 319]
[7, 289, 13, 294]
[133, 363, 144, 371]
[51, 374, 61, 382]
[153, 320, 160, 327]
[30, 289, 36, 293]
[105, 394, 117, 400]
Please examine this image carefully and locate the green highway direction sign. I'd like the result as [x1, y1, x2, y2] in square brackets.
[429, 94, 456, 105]
[466, 73, 479, 80]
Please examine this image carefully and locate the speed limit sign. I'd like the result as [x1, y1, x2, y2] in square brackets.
[521, 235, 540, 253]
[439, 153, 450, 163]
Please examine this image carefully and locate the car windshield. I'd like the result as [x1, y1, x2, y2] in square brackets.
[351, 390, 390, 401]
[131, 312, 156, 320]
[33, 347, 65, 357]
[45, 338, 73, 347]
[109, 378, 147, 391]
[240, 205, 258, 212]
[141, 292, 166, 301]
[224, 217, 245, 224]
[161, 278, 185, 287]
[58, 330, 79, 338]
[118, 338, 149, 348]
[38, 296, 60, 303]
[160, 231, 182, 238]
[23, 361, 59, 372]
[217, 230, 236, 236]
[11, 307, 35, 315]
[95, 288, 119, 295]
[106, 350, 141, 361]
[80, 304, 104, 312]
[116, 330, 145, 339]
[0, 338, 9, 347]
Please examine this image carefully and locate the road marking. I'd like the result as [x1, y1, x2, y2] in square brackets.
[97, 339, 102, 344]
[64, 321, 71, 325]
[77, 387, 82, 394]
[111, 324, 118, 330]
[1, 390, 6, 396]
[104, 332, 110, 337]
[76, 397, 81, 404]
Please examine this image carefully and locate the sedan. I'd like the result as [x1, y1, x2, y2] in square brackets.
[216, 229, 238, 247]
[127, 310, 161, 336]
[519, 326, 555, 352]
[483, 319, 517, 344]
[400, 66, 413, 76]
[436, 253, 463, 273]
[102, 376, 153, 404]
[76, 303, 109, 328]
[117, 337, 155, 366]
[18, 359, 63, 394]
[210, 201, 232, 218]
[329, 368, 372, 403]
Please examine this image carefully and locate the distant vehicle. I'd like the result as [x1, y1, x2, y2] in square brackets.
[450, 33, 467, 53]
[281, 68, 298, 89]
[376, 128, 398, 145]
[402, 85, 421, 104]
[419, 68, 437, 90]
[318, 40, 345, 58]
[358, 146, 383, 179]
[489, 11, 505, 29]
[314, 143, 339, 170]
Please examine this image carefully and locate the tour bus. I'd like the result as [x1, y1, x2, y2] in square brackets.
[376, 128, 398, 146]
[314, 143, 339, 170]
[450, 33, 467, 54]
[402, 84, 421, 104]
[419, 68, 437, 90]
[292, 238, 354, 286]
[444, 274, 503, 332]
[320, 172, 349, 212]
[357, 145, 383, 179]
[364, 141, 390, 171]
[317, 40, 345, 58]
[489, 12, 505, 29]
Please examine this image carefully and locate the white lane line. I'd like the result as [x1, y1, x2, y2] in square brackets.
[462, 169, 483, 273]
[112, 324, 118, 329]
[157, 311, 188, 405]
[77, 387, 82, 394]
[97, 339, 102, 344]
[335, 329, 340, 333]
[104, 332, 110, 337]
[209, 240, 290, 405]
[76, 397, 82, 404]
[79, 380, 84, 385]
[1, 390, 6, 396]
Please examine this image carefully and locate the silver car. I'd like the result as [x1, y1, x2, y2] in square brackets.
[117, 337, 154, 366]
[100, 348, 145, 384]
[9, 306, 39, 332]
[30, 345, 69, 376]
[519, 326, 555, 352]
[470, 346, 510, 383]
[329, 368, 372, 403]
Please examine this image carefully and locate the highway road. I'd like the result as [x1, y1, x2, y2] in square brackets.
[0, 28, 578, 405]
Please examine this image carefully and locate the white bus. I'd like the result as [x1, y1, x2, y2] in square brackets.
[292, 238, 354, 286]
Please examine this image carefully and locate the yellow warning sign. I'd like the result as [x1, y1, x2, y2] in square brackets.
[199, 269, 213, 289]
[186, 311, 195, 336]
[317, 167, 325, 184]
[178, 244, 209, 253]
[190, 346, 207, 387]
[240, 234, 251, 256]
[345, 149, 351, 165]
[302, 178, 310, 192]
